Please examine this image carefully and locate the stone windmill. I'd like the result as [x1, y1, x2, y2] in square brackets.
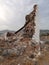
[14, 5, 37, 40]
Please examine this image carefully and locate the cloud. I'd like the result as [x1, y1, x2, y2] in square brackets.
[0, 25, 9, 30]
[38, 0, 49, 29]
[0, 0, 49, 31]
[0, 0, 24, 30]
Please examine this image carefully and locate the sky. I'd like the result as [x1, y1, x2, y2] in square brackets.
[0, 0, 49, 42]
[0, 0, 49, 31]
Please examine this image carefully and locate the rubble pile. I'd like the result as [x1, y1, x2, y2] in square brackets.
[0, 5, 49, 65]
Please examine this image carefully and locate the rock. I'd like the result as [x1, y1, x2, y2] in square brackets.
[0, 48, 4, 55]
[16, 46, 26, 56]
[7, 49, 17, 56]
[18, 64, 20, 65]
[29, 54, 35, 59]
[2, 49, 8, 56]
[0, 56, 4, 63]
[34, 61, 38, 65]
[0, 46, 26, 57]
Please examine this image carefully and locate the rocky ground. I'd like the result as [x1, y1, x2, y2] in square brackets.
[0, 37, 49, 65]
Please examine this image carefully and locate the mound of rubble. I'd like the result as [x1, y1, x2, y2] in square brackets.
[0, 5, 49, 65]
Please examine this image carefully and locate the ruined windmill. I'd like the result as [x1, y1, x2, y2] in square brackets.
[5, 4, 37, 44]
[14, 5, 37, 40]
[0, 5, 39, 65]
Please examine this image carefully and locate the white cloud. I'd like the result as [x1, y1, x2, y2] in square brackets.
[0, 0, 24, 31]
[0, 25, 8, 30]
[0, 0, 49, 31]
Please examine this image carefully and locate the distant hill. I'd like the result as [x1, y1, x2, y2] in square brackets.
[40, 30, 49, 36]
[0, 30, 15, 36]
